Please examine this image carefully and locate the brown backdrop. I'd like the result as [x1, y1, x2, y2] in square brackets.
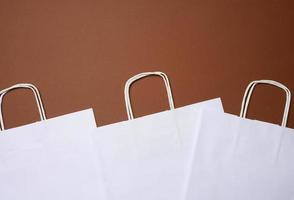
[0, 0, 293, 129]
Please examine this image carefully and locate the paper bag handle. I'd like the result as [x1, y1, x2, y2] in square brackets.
[124, 71, 175, 120]
[240, 80, 291, 127]
[0, 83, 47, 131]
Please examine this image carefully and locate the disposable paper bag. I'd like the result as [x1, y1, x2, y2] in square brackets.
[0, 109, 107, 200]
[185, 80, 293, 200]
[92, 98, 223, 200]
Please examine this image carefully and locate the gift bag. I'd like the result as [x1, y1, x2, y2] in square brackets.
[92, 72, 224, 200]
[0, 84, 107, 200]
[184, 80, 294, 200]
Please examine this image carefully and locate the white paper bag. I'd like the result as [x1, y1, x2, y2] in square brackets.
[92, 72, 224, 200]
[185, 80, 294, 200]
[0, 84, 107, 200]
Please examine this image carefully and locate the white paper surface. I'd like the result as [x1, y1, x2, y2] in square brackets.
[0, 109, 107, 200]
[92, 98, 223, 200]
[185, 111, 294, 200]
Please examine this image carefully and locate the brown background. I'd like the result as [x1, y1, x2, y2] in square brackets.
[0, 0, 293, 129]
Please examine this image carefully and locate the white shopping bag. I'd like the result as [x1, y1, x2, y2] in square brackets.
[92, 72, 224, 200]
[185, 80, 294, 200]
[0, 84, 107, 200]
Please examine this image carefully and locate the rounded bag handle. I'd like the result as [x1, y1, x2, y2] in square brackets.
[0, 83, 47, 131]
[240, 80, 291, 127]
[124, 71, 175, 120]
